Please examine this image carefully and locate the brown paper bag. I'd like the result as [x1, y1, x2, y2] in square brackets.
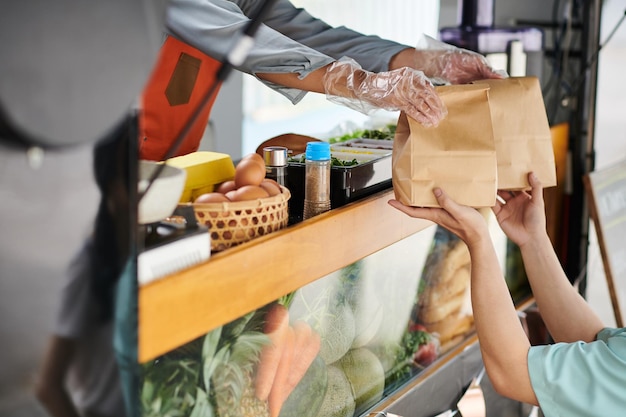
[392, 83, 497, 208]
[473, 76, 557, 190]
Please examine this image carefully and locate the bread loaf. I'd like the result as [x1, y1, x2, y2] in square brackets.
[417, 239, 471, 322]
[413, 229, 474, 349]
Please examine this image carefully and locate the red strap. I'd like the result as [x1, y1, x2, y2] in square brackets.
[139, 36, 222, 161]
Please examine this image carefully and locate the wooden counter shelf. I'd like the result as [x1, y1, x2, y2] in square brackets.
[139, 188, 432, 363]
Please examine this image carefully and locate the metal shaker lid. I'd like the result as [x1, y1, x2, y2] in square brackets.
[263, 146, 288, 167]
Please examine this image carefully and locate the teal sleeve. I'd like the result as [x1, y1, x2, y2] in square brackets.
[527, 328, 626, 417]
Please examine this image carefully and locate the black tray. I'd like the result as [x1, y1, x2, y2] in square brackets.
[286, 140, 392, 223]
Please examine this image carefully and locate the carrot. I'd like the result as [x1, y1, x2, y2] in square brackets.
[283, 320, 321, 395]
[255, 303, 290, 401]
[268, 325, 296, 417]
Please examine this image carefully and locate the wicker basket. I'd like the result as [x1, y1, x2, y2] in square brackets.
[192, 187, 290, 252]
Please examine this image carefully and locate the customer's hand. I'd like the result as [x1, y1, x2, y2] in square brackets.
[323, 57, 447, 127]
[492, 172, 547, 248]
[388, 188, 489, 248]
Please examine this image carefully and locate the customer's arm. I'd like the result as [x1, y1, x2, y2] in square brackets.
[493, 173, 605, 343]
[388, 191, 537, 405]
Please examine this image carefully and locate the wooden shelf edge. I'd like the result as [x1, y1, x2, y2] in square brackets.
[139, 189, 433, 362]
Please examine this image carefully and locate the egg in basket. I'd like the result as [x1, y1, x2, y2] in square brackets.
[182, 153, 290, 252]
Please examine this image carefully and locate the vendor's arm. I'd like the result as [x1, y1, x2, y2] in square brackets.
[166, 0, 446, 126]
[258, 58, 446, 127]
[231, 0, 408, 72]
[388, 191, 537, 405]
[493, 173, 605, 343]
[256, 68, 325, 94]
[165, 0, 495, 101]
[390, 42, 504, 83]
[165, 0, 335, 103]
[233, 0, 501, 84]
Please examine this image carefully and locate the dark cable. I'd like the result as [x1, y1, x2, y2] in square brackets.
[561, 9, 626, 104]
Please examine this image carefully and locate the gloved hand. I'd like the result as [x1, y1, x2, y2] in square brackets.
[415, 35, 506, 85]
[323, 57, 447, 127]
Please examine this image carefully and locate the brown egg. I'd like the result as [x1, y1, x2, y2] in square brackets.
[224, 190, 238, 201]
[194, 192, 230, 204]
[241, 152, 265, 168]
[230, 185, 269, 201]
[259, 179, 282, 196]
[234, 158, 265, 188]
[215, 180, 237, 194]
[262, 178, 282, 190]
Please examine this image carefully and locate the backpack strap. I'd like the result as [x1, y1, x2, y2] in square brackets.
[139, 36, 223, 161]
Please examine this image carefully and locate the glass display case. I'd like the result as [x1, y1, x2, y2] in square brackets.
[138, 188, 534, 417]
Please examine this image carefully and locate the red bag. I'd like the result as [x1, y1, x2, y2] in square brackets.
[139, 36, 222, 161]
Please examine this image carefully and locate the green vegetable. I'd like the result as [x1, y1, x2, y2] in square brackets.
[287, 274, 356, 365]
[141, 353, 204, 417]
[327, 125, 397, 143]
[141, 310, 269, 417]
[189, 389, 215, 417]
[337, 347, 385, 416]
[209, 330, 269, 417]
[287, 154, 359, 167]
[279, 355, 328, 417]
[330, 156, 359, 167]
[314, 364, 355, 417]
[317, 302, 356, 364]
[340, 261, 384, 349]
[376, 328, 433, 392]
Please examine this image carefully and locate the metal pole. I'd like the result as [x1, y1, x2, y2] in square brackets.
[566, 0, 603, 293]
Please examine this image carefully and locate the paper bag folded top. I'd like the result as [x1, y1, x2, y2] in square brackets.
[473, 76, 557, 190]
[392, 83, 498, 208]
[392, 76, 557, 208]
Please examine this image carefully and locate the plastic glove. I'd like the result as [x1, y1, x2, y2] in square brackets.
[415, 35, 507, 85]
[323, 57, 447, 127]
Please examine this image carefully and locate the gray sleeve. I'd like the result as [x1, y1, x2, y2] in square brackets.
[165, 0, 336, 103]
[233, 0, 410, 72]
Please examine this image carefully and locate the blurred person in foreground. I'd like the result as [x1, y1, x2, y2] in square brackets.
[388, 173, 626, 417]
[0, 1, 165, 416]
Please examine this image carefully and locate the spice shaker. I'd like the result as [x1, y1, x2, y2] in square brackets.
[263, 146, 288, 187]
[303, 141, 331, 220]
